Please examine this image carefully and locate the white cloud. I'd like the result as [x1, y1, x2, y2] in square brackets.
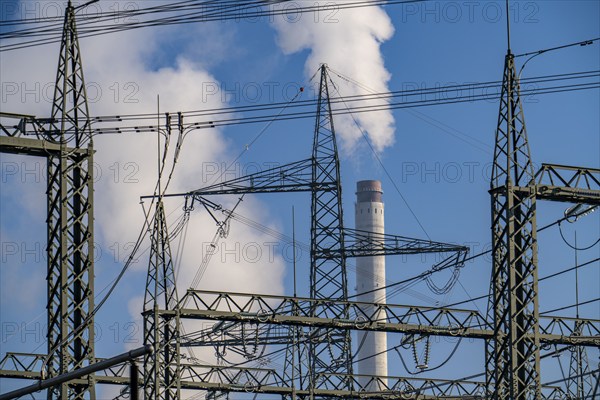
[0, 227, 45, 311]
[0, 1, 286, 364]
[272, 1, 396, 153]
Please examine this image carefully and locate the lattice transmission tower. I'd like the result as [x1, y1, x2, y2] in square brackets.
[1, 2, 599, 400]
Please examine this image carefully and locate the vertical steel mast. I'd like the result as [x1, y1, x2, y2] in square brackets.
[309, 65, 352, 391]
[143, 117, 181, 400]
[142, 201, 181, 400]
[487, 11, 541, 395]
[46, 1, 95, 398]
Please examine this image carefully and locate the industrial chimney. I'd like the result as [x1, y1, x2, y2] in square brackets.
[355, 180, 388, 390]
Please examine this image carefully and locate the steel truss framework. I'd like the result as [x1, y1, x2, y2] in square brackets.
[2, 4, 600, 400]
[566, 321, 596, 399]
[1, 296, 597, 398]
[2, 64, 600, 400]
[0, 1, 95, 399]
[0, 353, 520, 399]
[133, 64, 599, 398]
[143, 202, 181, 399]
[486, 51, 600, 400]
[148, 65, 472, 398]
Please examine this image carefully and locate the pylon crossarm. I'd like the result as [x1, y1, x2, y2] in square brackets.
[340, 228, 468, 258]
[170, 290, 600, 347]
[0, 346, 150, 400]
[188, 158, 317, 196]
[139, 362, 567, 399]
[0, 112, 40, 137]
[0, 353, 46, 380]
[533, 164, 600, 204]
[539, 316, 600, 345]
[175, 290, 490, 338]
[0, 135, 90, 158]
[179, 364, 285, 388]
[0, 350, 572, 400]
[536, 164, 600, 188]
[177, 365, 490, 398]
[181, 319, 296, 350]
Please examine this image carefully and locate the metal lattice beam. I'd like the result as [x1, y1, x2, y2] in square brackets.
[185, 197, 467, 261]
[488, 51, 540, 400]
[307, 65, 352, 391]
[187, 158, 315, 196]
[566, 320, 596, 399]
[0, 2, 102, 399]
[533, 164, 600, 204]
[143, 201, 181, 399]
[487, 49, 600, 400]
[170, 290, 599, 347]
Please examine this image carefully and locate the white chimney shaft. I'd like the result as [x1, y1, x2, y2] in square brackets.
[355, 180, 388, 389]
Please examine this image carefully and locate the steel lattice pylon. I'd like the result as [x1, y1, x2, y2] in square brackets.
[487, 51, 540, 400]
[143, 201, 181, 399]
[2, 2, 600, 398]
[46, 1, 95, 398]
[566, 321, 595, 399]
[308, 65, 353, 391]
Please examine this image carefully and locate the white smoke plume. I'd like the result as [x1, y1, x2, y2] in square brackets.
[0, 4, 286, 396]
[0, 0, 401, 396]
[272, 1, 396, 153]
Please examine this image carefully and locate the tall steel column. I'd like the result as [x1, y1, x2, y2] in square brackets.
[143, 201, 181, 400]
[309, 65, 352, 391]
[566, 321, 594, 399]
[487, 51, 540, 400]
[46, 1, 95, 398]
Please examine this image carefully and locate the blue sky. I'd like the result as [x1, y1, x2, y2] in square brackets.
[1, 0, 599, 397]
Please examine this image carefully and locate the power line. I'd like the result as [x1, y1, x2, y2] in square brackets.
[542, 368, 600, 387]
[32, 70, 591, 136]
[0, 0, 407, 29]
[0, 0, 425, 52]
[87, 70, 598, 123]
[395, 337, 464, 375]
[540, 298, 600, 316]
[350, 249, 490, 300]
[35, 118, 186, 370]
[328, 65, 493, 154]
[351, 211, 600, 308]
[539, 257, 600, 284]
[558, 221, 600, 251]
[327, 70, 433, 240]
[5, 70, 588, 135]
[515, 37, 600, 58]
